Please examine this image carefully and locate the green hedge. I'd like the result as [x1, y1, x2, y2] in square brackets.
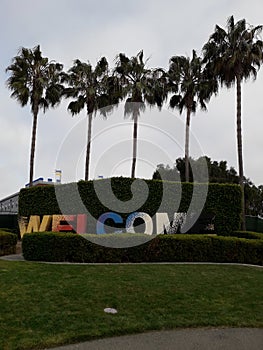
[22, 232, 263, 265]
[230, 231, 263, 240]
[0, 215, 19, 235]
[19, 178, 242, 235]
[0, 230, 17, 256]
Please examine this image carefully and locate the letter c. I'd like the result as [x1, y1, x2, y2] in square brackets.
[96, 212, 123, 234]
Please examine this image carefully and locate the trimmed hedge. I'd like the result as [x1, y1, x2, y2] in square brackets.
[0, 230, 17, 256]
[230, 231, 263, 240]
[0, 215, 19, 236]
[19, 177, 242, 235]
[22, 232, 263, 265]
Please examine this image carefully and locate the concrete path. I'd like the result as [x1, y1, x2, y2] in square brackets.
[1, 254, 263, 269]
[0, 253, 25, 261]
[47, 328, 263, 350]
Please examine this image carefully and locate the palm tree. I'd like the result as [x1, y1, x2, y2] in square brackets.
[6, 45, 63, 187]
[63, 57, 120, 181]
[202, 15, 263, 230]
[168, 50, 217, 182]
[115, 50, 167, 178]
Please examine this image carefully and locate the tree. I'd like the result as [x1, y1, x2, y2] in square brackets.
[152, 163, 179, 182]
[202, 15, 263, 230]
[115, 51, 167, 178]
[63, 57, 120, 181]
[245, 183, 263, 217]
[153, 156, 239, 183]
[153, 157, 263, 217]
[6, 45, 63, 187]
[168, 50, 217, 182]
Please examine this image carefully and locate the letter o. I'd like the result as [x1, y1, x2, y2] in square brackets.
[126, 212, 153, 235]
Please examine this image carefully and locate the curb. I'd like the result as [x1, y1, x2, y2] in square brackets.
[0, 254, 262, 268]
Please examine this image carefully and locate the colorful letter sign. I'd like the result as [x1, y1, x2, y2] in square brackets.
[19, 211, 188, 237]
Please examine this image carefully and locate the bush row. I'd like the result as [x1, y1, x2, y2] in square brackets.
[22, 232, 263, 265]
[0, 230, 17, 256]
[231, 231, 263, 240]
[18, 177, 242, 235]
[0, 215, 19, 235]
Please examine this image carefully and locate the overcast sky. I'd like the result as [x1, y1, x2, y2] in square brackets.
[1, 0, 263, 199]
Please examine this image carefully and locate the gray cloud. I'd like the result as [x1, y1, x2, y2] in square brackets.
[1, 0, 263, 199]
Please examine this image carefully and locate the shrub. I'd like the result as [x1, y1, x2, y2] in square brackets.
[0, 230, 17, 256]
[209, 235, 263, 265]
[19, 178, 242, 235]
[0, 228, 14, 233]
[0, 215, 19, 236]
[230, 231, 263, 240]
[22, 232, 263, 265]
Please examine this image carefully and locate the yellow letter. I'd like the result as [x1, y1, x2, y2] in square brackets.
[26, 216, 40, 233]
[39, 215, 52, 232]
[18, 216, 28, 238]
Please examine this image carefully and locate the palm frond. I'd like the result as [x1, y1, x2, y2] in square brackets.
[202, 15, 263, 87]
[6, 45, 64, 112]
[168, 49, 215, 115]
[169, 94, 181, 109]
[67, 96, 85, 115]
[124, 100, 145, 119]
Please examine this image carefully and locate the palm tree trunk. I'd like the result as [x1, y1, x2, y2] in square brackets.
[29, 107, 38, 187]
[85, 112, 93, 181]
[131, 112, 138, 178]
[185, 108, 191, 182]
[236, 75, 246, 230]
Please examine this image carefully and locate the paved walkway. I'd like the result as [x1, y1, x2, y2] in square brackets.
[1, 253, 263, 268]
[1, 251, 263, 350]
[47, 328, 263, 350]
[0, 253, 25, 261]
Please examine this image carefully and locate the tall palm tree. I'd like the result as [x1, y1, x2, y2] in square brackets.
[63, 57, 120, 181]
[6, 45, 63, 187]
[202, 15, 263, 230]
[168, 50, 217, 182]
[115, 50, 167, 178]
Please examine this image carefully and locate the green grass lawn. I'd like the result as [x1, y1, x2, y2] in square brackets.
[0, 261, 262, 350]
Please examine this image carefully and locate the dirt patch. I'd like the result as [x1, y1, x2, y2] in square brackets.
[16, 241, 22, 254]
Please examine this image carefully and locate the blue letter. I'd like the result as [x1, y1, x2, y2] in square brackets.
[96, 212, 123, 234]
